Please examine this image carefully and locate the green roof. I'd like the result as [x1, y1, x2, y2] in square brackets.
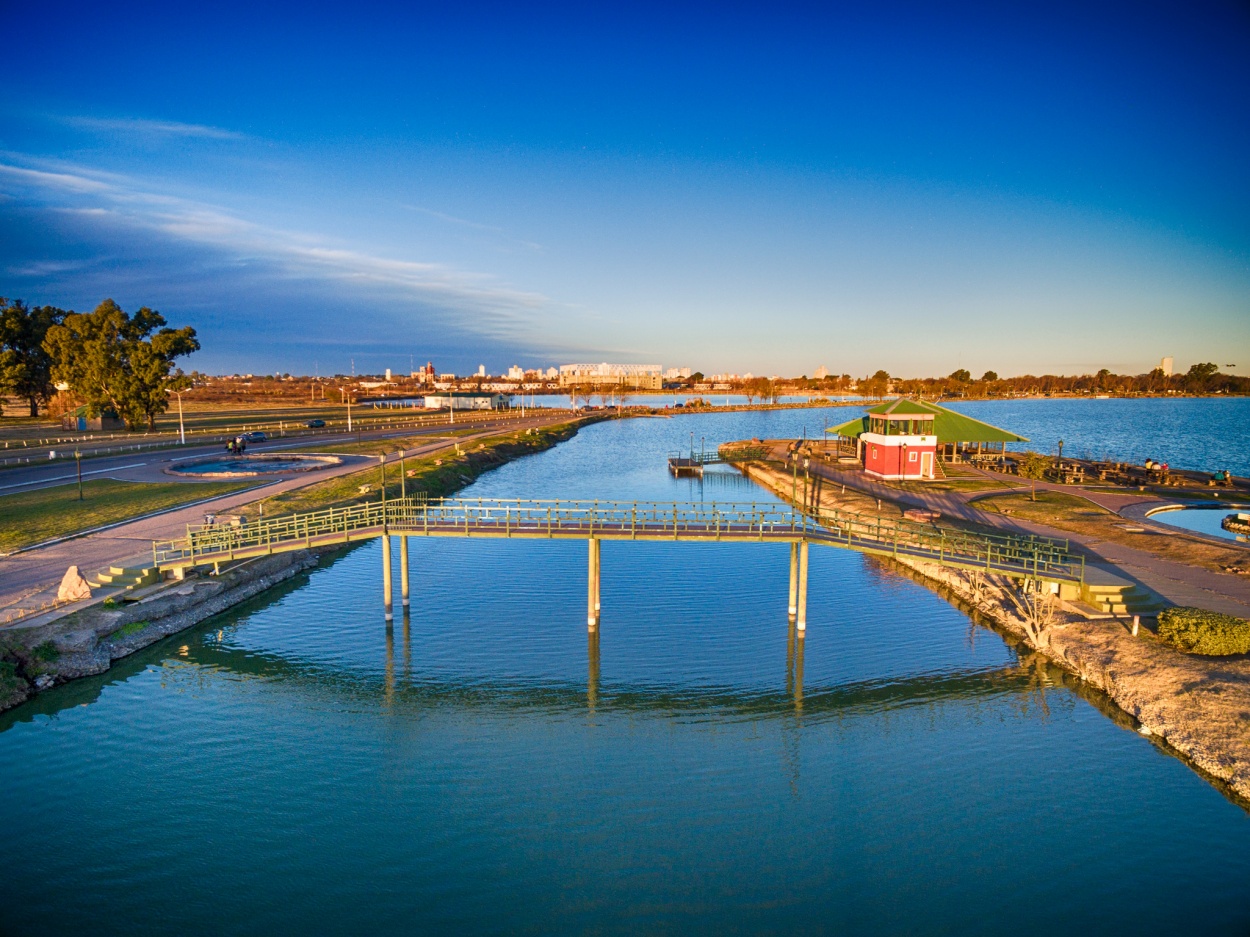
[828, 399, 1028, 444]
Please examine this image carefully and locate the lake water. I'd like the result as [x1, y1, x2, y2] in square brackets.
[2, 404, 1248, 934]
[948, 397, 1250, 477]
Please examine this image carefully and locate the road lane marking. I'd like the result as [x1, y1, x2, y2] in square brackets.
[0, 463, 149, 492]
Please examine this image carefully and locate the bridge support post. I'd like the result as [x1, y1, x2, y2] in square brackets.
[382, 534, 393, 622]
[587, 538, 601, 630]
[400, 535, 410, 608]
[796, 540, 809, 632]
[788, 541, 798, 620]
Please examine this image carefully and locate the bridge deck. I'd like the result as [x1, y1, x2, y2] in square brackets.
[153, 496, 1086, 584]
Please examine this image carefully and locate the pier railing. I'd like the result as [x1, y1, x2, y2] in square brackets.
[153, 495, 1084, 583]
[667, 445, 769, 466]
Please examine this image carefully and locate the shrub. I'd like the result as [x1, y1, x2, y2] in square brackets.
[32, 640, 60, 663]
[1016, 453, 1050, 480]
[108, 620, 149, 641]
[1156, 607, 1250, 656]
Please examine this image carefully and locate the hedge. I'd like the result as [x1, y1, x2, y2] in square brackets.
[1156, 606, 1250, 656]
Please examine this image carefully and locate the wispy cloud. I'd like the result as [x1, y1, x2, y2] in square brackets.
[58, 115, 246, 141]
[403, 204, 544, 252]
[0, 163, 113, 194]
[0, 155, 551, 341]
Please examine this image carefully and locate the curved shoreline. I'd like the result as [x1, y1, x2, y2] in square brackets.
[742, 460, 1250, 806]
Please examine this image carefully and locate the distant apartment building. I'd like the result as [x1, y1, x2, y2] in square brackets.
[1161, 356, 1174, 377]
[814, 366, 829, 379]
[558, 362, 663, 390]
[507, 365, 525, 380]
[424, 392, 511, 410]
[545, 367, 559, 379]
[411, 362, 435, 383]
[664, 367, 692, 380]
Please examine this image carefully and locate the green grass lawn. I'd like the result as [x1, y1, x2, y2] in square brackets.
[244, 422, 583, 518]
[0, 479, 257, 553]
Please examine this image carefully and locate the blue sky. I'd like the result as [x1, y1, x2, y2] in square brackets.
[2, 1, 1248, 377]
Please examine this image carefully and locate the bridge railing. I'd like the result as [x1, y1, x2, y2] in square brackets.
[810, 505, 1083, 582]
[152, 495, 430, 567]
[397, 498, 803, 539]
[667, 445, 769, 465]
[153, 494, 1084, 583]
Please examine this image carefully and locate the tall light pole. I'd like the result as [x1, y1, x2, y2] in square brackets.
[175, 390, 186, 445]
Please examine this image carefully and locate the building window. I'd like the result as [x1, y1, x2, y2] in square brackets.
[909, 451, 918, 462]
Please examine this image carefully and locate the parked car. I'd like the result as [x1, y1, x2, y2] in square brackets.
[242, 431, 267, 442]
[305, 419, 326, 428]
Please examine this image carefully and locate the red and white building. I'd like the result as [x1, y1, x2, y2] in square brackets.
[857, 401, 938, 480]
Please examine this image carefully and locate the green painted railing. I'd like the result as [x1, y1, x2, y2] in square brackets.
[153, 495, 1085, 584]
[667, 445, 769, 466]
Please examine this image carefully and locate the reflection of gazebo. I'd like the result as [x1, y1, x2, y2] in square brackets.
[828, 399, 1028, 476]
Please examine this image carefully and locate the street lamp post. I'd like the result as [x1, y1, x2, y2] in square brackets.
[75, 449, 82, 501]
[175, 390, 186, 445]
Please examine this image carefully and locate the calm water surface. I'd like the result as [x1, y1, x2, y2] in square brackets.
[948, 396, 1250, 476]
[2, 406, 1248, 935]
[1151, 504, 1250, 542]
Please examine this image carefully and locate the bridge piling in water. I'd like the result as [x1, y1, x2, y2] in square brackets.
[788, 542, 799, 620]
[382, 534, 394, 621]
[400, 535, 410, 608]
[796, 540, 809, 632]
[588, 537, 601, 631]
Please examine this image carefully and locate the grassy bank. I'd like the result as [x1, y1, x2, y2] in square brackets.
[240, 421, 587, 518]
[0, 479, 257, 553]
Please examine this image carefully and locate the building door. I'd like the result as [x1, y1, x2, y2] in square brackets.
[920, 452, 933, 479]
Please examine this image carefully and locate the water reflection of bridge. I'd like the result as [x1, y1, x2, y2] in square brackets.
[159, 617, 1048, 722]
[153, 496, 1085, 631]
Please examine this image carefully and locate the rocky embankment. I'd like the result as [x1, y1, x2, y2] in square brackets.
[743, 461, 1250, 804]
[0, 551, 322, 711]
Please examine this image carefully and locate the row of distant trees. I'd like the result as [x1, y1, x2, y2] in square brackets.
[864, 364, 1247, 399]
[0, 298, 199, 428]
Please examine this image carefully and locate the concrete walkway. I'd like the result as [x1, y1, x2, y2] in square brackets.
[794, 455, 1250, 618]
[0, 417, 567, 625]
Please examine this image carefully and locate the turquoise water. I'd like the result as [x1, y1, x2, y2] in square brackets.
[2, 406, 1248, 934]
[1151, 504, 1250, 542]
[948, 397, 1250, 476]
[171, 455, 339, 475]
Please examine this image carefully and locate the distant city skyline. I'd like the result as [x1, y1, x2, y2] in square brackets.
[2, 2, 1248, 376]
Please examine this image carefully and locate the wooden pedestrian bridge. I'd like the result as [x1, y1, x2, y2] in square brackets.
[151, 495, 1086, 629]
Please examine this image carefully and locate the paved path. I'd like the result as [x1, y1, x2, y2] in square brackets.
[0, 416, 569, 624]
[795, 456, 1250, 617]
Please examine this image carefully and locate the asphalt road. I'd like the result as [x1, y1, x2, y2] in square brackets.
[0, 411, 555, 494]
[0, 413, 576, 622]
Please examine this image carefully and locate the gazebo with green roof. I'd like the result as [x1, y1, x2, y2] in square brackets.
[827, 398, 1028, 468]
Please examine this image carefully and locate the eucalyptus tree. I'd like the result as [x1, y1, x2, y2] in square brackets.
[0, 298, 65, 417]
[43, 299, 199, 430]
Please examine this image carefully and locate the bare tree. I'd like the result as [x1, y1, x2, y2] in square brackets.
[1005, 582, 1060, 649]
